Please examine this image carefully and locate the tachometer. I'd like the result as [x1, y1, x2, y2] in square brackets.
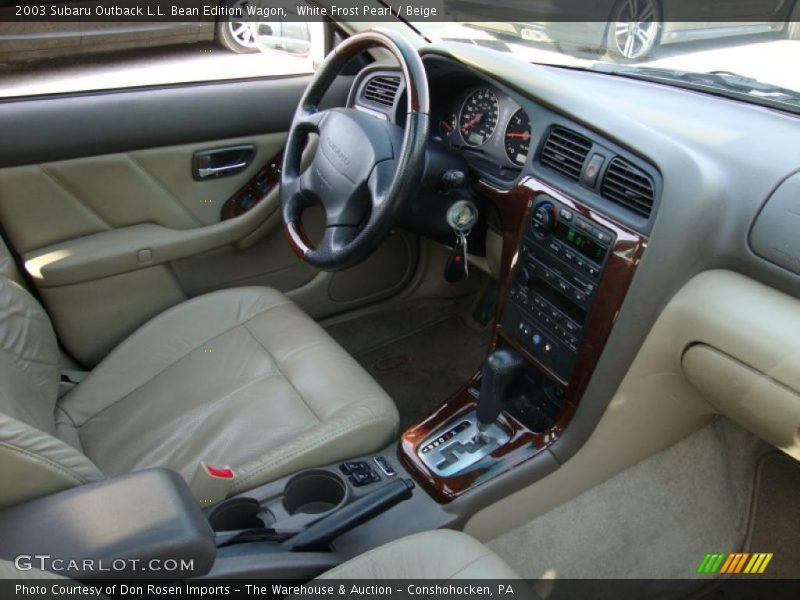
[459, 88, 499, 146]
[504, 109, 532, 166]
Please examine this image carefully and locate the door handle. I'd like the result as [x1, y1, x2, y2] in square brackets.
[192, 145, 255, 181]
[197, 162, 248, 179]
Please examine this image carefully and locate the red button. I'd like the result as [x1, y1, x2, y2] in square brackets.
[205, 465, 234, 479]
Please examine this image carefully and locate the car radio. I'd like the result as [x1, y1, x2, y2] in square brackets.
[501, 194, 616, 381]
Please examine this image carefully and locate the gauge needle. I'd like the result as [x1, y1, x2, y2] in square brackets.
[506, 132, 532, 139]
[461, 113, 484, 131]
[440, 120, 453, 131]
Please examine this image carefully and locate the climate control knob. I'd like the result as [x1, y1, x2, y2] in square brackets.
[531, 200, 557, 238]
[518, 266, 533, 287]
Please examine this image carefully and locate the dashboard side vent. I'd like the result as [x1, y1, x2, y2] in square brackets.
[363, 75, 401, 107]
[540, 127, 592, 181]
[601, 157, 655, 218]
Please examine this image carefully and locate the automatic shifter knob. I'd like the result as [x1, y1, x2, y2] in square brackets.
[477, 347, 524, 430]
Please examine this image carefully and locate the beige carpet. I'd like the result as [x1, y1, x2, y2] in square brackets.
[488, 417, 769, 588]
[325, 299, 492, 431]
[743, 452, 800, 579]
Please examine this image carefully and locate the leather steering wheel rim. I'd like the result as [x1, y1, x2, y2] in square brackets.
[280, 28, 430, 271]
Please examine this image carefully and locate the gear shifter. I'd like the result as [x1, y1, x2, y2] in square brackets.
[416, 347, 520, 477]
[477, 347, 524, 430]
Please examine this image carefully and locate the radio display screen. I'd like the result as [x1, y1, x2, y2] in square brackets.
[555, 222, 606, 264]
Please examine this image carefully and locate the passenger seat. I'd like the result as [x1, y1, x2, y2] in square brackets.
[0, 529, 523, 583]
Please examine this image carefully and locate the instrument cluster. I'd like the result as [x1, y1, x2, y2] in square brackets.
[435, 85, 534, 171]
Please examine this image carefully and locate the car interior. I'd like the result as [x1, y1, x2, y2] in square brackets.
[0, 15, 799, 596]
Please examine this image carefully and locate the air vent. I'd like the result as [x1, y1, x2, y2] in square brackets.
[363, 75, 401, 107]
[540, 127, 592, 181]
[601, 157, 655, 218]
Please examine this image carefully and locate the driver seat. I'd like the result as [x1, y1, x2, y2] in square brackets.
[0, 276, 398, 510]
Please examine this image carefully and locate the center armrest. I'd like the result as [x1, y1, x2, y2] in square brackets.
[0, 469, 215, 579]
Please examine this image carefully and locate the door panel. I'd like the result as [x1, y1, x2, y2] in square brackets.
[0, 76, 419, 367]
[0, 133, 286, 253]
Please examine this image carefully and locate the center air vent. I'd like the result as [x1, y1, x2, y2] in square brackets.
[363, 75, 401, 107]
[540, 127, 592, 181]
[601, 157, 655, 218]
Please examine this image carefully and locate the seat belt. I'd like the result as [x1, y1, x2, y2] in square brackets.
[190, 462, 237, 506]
[58, 369, 89, 397]
[61, 369, 89, 384]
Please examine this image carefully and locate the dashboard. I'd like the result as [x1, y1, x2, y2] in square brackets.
[348, 58, 662, 237]
[350, 65, 540, 185]
[350, 43, 800, 505]
[435, 85, 533, 170]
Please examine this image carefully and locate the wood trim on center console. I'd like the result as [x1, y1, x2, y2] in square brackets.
[398, 175, 648, 502]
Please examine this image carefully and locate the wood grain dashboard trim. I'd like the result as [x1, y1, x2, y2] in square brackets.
[398, 175, 648, 502]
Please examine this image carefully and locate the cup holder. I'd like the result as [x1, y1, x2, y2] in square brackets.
[207, 497, 265, 532]
[283, 469, 347, 516]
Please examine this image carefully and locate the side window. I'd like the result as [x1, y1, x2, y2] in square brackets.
[0, 6, 325, 97]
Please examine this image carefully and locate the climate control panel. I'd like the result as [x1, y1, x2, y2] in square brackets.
[502, 195, 615, 381]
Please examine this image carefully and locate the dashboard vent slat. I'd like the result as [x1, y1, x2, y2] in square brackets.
[363, 75, 401, 107]
[540, 127, 592, 181]
[601, 157, 655, 218]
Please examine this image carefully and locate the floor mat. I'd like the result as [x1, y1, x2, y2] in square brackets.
[326, 301, 491, 431]
[744, 452, 800, 579]
[487, 417, 768, 590]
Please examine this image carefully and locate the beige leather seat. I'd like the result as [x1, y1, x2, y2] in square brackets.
[0, 276, 398, 509]
[0, 530, 523, 582]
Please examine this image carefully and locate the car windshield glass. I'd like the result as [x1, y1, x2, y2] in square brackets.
[416, 8, 800, 112]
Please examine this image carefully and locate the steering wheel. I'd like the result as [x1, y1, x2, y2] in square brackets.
[280, 29, 430, 271]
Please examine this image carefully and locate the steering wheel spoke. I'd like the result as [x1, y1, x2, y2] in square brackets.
[367, 159, 399, 208]
[317, 225, 360, 258]
[295, 106, 327, 133]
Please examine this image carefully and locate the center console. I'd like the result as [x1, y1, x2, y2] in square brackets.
[502, 195, 615, 383]
[398, 175, 647, 502]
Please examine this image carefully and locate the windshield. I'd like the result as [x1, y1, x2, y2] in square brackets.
[416, 14, 800, 110]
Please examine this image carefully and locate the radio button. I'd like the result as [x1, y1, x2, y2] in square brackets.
[590, 227, 612, 245]
[572, 288, 589, 306]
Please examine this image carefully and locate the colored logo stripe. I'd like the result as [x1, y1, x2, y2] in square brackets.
[744, 553, 773, 574]
[699, 552, 773, 575]
[697, 553, 726, 574]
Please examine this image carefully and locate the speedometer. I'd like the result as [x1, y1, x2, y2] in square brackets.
[459, 88, 499, 146]
[504, 109, 532, 166]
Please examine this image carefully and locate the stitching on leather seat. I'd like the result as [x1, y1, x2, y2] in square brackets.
[447, 554, 500, 579]
[232, 413, 396, 491]
[0, 441, 92, 485]
[71, 299, 290, 427]
[241, 322, 324, 422]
